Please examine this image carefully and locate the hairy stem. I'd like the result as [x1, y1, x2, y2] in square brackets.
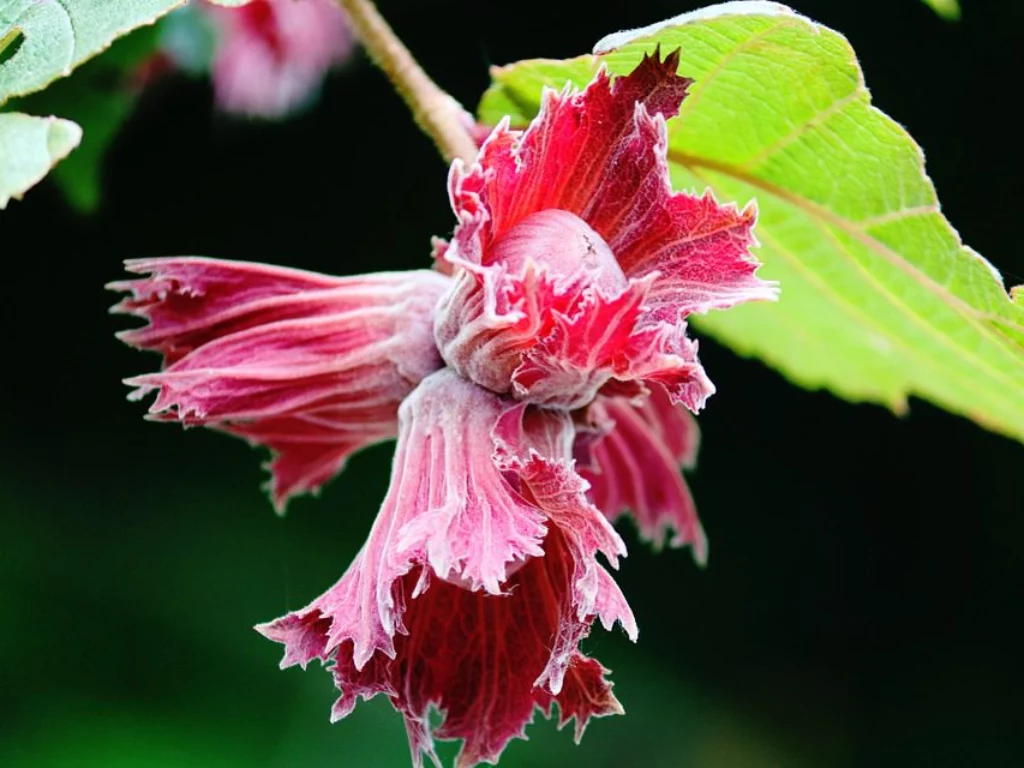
[337, 0, 479, 165]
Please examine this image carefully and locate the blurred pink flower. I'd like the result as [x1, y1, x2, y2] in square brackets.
[113, 50, 775, 766]
[204, 0, 354, 118]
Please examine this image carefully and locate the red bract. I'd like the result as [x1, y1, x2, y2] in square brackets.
[113, 51, 774, 767]
[433, 49, 775, 411]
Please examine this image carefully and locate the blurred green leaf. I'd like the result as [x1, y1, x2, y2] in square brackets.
[0, 0, 185, 105]
[0, 112, 80, 207]
[160, 2, 216, 75]
[478, 2, 1024, 443]
[922, 0, 961, 20]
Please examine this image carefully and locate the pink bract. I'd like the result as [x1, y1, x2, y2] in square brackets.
[205, 0, 354, 119]
[113, 49, 776, 768]
[577, 384, 706, 561]
[110, 257, 448, 509]
[256, 369, 635, 766]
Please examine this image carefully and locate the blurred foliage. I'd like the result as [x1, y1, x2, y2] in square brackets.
[922, 0, 961, 20]
[160, 3, 217, 76]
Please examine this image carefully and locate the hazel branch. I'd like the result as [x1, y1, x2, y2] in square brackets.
[337, 0, 479, 165]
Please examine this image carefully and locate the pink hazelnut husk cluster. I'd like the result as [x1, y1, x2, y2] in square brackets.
[113, 50, 775, 768]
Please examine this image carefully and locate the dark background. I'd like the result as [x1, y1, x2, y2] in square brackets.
[2, 1, 1022, 766]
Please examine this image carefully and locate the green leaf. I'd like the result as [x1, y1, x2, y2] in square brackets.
[9, 24, 162, 212]
[0, 0, 185, 105]
[478, 2, 1024, 443]
[0, 112, 81, 207]
[922, 0, 961, 21]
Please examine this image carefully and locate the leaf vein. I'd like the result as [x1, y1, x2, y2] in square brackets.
[740, 88, 862, 170]
[674, 17, 795, 123]
[668, 148, 1024, 342]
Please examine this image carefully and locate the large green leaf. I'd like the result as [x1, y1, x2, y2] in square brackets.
[0, 112, 81, 207]
[478, 2, 1024, 443]
[0, 0, 185, 105]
